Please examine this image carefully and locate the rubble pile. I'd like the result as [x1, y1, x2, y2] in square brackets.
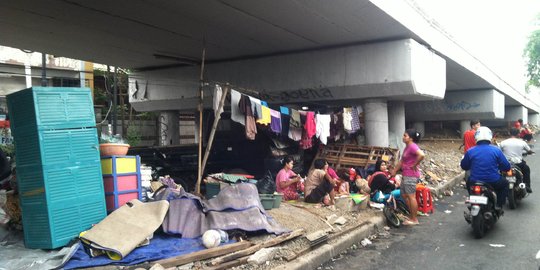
[418, 139, 463, 187]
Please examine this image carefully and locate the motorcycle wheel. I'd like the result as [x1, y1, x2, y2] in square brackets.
[383, 206, 401, 228]
[472, 213, 486, 239]
[508, 189, 517, 209]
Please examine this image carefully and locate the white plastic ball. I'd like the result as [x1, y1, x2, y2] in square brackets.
[202, 229, 221, 248]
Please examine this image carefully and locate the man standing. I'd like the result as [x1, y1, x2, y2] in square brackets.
[500, 128, 534, 193]
[463, 120, 480, 153]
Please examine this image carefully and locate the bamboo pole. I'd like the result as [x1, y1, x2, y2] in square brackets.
[201, 85, 229, 176]
[196, 47, 206, 195]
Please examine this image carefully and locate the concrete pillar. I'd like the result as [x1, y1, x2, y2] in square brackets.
[528, 113, 539, 126]
[363, 98, 388, 147]
[412, 121, 425, 137]
[158, 111, 179, 146]
[460, 120, 470, 138]
[388, 101, 405, 149]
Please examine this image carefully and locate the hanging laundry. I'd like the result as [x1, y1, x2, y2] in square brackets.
[231, 90, 245, 125]
[288, 127, 302, 141]
[256, 102, 271, 125]
[299, 111, 316, 149]
[350, 107, 361, 133]
[343, 107, 353, 132]
[269, 109, 282, 134]
[330, 112, 344, 141]
[239, 94, 257, 140]
[304, 111, 316, 139]
[315, 114, 331, 145]
[212, 85, 223, 116]
[290, 109, 301, 128]
[280, 106, 289, 115]
[250, 97, 263, 121]
[279, 106, 290, 138]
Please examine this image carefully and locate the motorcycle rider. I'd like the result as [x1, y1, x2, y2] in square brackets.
[460, 126, 511, 212]
[500, 128, 534, 193]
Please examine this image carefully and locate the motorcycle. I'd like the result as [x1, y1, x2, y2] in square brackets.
[505, 166, 527, 209]
[464, 182, 501, 239]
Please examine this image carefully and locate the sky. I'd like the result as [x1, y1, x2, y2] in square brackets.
[413, 0, 540, 92]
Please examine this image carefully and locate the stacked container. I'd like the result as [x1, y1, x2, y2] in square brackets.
[7, 87, 106, 249]
[100, 155, 142, 212]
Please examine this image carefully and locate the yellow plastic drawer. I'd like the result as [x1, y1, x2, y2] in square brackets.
[101, 156, 138, 174]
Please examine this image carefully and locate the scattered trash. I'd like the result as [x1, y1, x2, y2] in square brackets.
[326, 214, 338, 222]
[360, 238, 372, 247]
[202, 230, 222, 248]
[435, 246, 440, 251]
[489, 244, 506, 248]
[444, 210, 452, 214]
[459, 244, 465, 247]
[383, 226, 390, 231]
[333, 216, 347, 225]
[369, 202, 384, 209]
[443, 190, 453, 196]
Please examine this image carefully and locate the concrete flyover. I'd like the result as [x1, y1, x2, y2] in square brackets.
[0, 0, 538, 146]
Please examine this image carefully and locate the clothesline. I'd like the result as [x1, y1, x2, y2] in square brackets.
[212, 84, 363, 150]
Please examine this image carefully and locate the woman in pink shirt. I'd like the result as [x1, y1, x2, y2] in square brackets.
[275, 156, 304, 200]
[392, 129, 425, 226]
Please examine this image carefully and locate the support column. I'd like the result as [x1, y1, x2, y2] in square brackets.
[460, 120, 470, 138]
[388, 101, 405, 149]
[158, 111, 180, 146]
[363, 99, 388, 147]
[528, 113, 540, 126]
[413, 121, 425, 136]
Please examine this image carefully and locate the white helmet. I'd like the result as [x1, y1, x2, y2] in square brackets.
[475, 126, 492, 143]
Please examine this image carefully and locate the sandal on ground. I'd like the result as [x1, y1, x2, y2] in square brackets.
[403, 220, 419, 226]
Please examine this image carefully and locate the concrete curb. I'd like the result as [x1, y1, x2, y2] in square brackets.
[429, 172, 465, 197]
[273, 215, 385, 270]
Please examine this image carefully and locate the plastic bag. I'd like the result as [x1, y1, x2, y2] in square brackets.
[256, 170, 276, 194]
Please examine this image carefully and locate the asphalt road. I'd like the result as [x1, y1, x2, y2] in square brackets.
[323, 141, 540, 270]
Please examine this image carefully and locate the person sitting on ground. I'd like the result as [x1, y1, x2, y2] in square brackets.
[500, 128, 534, 193]
[347, 168, 371, 196]
[328, 166, 350, 195]
[275, 156, 304, 200]
[304, 159, 337, 205]
[369, 159, 401, 202]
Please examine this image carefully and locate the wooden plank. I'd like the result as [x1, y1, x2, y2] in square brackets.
[209, 229, 304, 266]
[205, 256, 250, 270]
[148, 241, 252, 269]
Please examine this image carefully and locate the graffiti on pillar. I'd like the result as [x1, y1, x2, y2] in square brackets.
[446, 101, 481, 111]
[261, 88, 334, 102]
[417, 100, 481, 114]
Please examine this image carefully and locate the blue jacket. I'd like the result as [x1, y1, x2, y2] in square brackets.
[460, 141, 511, 183]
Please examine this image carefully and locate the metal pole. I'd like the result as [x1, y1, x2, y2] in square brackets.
[41, 53, 47, 86]
[195, 47, 206, 196]
[113, 66, 118, 135]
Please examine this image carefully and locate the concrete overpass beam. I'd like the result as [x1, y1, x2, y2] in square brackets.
[363, 99, 388, 147]
[504, 106, 527, 124]
[529, 113, 540, 126]
[405, 89, 505, 121]
[129, 39, 446, 112]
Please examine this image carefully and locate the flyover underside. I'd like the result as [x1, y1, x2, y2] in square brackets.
[129, 39, 446, 112]
[405, 89, 505, 121]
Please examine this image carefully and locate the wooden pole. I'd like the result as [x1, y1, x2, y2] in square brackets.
[201, 85, 229, 176]
[196, 46, 206, 196]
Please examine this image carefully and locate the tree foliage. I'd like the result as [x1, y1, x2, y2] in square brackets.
[524, 15, 540, 91]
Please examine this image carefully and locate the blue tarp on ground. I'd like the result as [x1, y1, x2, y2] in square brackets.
[64, 234, 234, 269]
